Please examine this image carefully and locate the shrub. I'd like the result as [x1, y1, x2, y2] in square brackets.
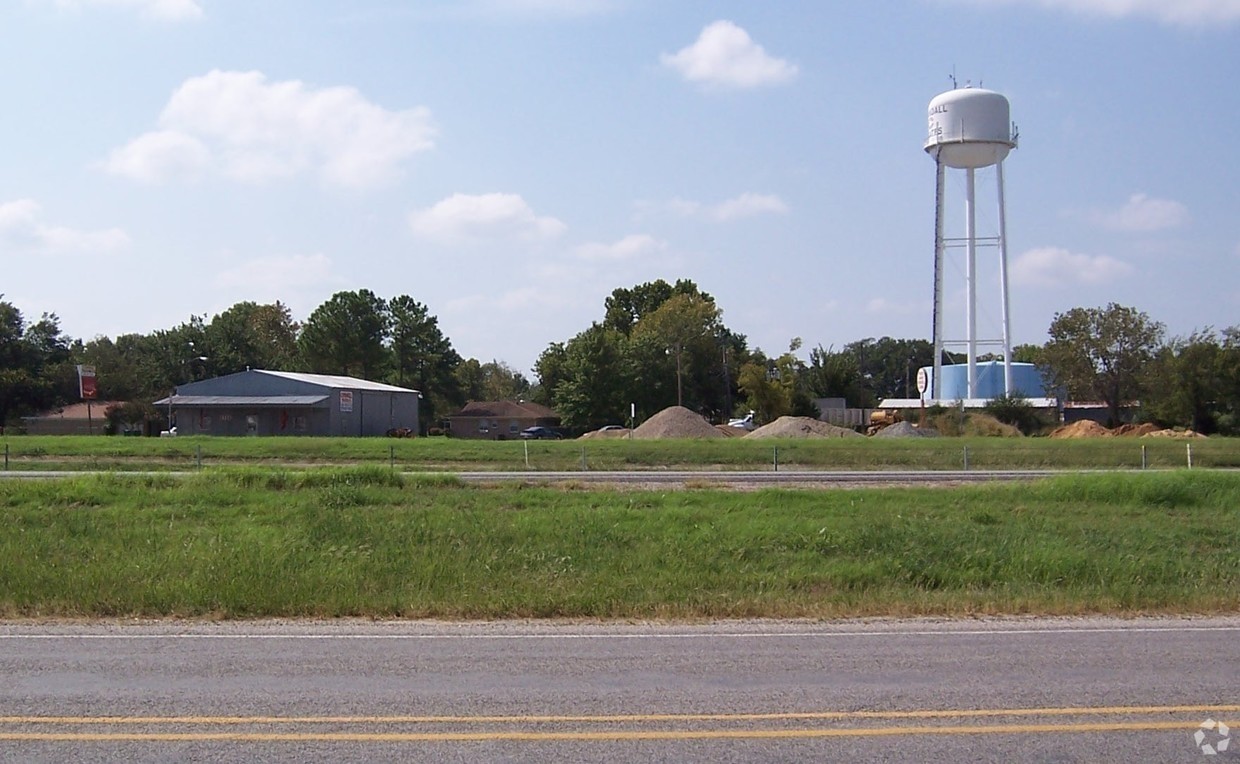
[984, 393, 1048, 435]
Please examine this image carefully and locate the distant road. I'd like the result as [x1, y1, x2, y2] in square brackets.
[452, 469, 1071, 486]
[0, 468, 1078, 486]
[1, 618, 1236, 762]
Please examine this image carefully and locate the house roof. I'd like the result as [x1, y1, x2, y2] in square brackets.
[22, 401, 123, 421]
[153, 395, 330, 408]
[451, 400, 559, 419]
[251, 370, 419, 394]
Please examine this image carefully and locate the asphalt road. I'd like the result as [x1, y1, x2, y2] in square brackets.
[1, 618, 1237, 762]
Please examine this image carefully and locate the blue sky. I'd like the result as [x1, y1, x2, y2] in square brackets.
[2, 0, 1237, 376]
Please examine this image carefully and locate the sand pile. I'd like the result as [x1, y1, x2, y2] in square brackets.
[578, 427, 631, 440]
[632, 406, 723, 439]
[1112, 423, 1160, 437]
[1049, 420, 1113, 439]
[1141, 428, 1207, 439]
[872, 421, 939, 438]
[745, 416, 862, 439]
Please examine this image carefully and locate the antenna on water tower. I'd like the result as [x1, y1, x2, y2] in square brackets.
[924, 84, 1018, 401]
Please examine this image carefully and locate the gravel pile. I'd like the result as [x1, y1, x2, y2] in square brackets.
[578, 428, 631, 440]
[872, 421, 939, 438]
[1049, 421, 1113, 439]
[1141, 428, 1207, 439]
[631, 406, 724, 439]
[745, 416, 862, 439]
[1112, 423, 1159, 437]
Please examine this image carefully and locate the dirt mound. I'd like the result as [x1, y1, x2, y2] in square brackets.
[1050, 420, 1113, 439]
[1141, 428, 1207, 439]
[632, 406, 723, 439]
[1112, 423, 1160, 437]
[871, 421, 939, 438]
[745, 416, 862, 439]
[963, 414, 1023, 437]
[578, 428, 631, 440]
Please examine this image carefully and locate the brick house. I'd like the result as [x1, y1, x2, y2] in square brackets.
[448, 400, 561, 440]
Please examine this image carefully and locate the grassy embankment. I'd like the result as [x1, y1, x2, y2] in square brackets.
[3, 433, 1239, 472]
[1, 468, 1236, 619]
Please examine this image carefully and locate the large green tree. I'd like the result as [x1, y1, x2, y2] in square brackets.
[386, 294, 462, 429]
[79, 334, 152, 402]
[737, 339, 817, 423]
[803, 344, 871, 407]
[550, 323, 631, 430]
[539, 280, 747, 427]
[631, 293, 722, 408]
[1040, 303, 1164, 425]
[205, 301, 299, 374]
[298, 290, 390, 379]
[0, 300, 77, 426]
[1143, 328, 1238, 434]
[843, 337, 935, 402]
[456, 359, 531, 403]
[603, 279, 709, 336]
[1220, 327, 1240, 434]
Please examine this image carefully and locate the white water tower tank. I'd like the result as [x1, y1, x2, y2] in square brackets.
[924, 88, 1016, 169]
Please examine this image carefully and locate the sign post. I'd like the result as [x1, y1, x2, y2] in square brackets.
[77, 365, 97, 434]
[915, 366, 929, 427]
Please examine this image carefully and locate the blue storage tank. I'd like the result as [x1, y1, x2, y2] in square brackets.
[924, 362, 1047, 400]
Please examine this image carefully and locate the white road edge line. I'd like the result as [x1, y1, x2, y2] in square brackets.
[1, 626, 1238, 640]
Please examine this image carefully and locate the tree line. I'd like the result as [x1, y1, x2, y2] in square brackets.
[2, 286, 1237, 435]
[0, 291, 527, 433]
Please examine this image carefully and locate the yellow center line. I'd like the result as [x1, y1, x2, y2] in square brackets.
[0, 720, 1225, 743]
[1, 704, 1237, 726]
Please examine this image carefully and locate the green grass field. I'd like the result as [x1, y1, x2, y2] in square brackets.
[3, 433, 1237, 472]
[1, 468, 1236, 619]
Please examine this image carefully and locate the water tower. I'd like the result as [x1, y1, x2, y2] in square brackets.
[924, 86, 1018, 400]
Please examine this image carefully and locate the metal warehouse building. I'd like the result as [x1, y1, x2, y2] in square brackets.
[154, 370, 420, 437]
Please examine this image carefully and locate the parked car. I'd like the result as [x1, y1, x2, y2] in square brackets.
[519, 426, 562, 440]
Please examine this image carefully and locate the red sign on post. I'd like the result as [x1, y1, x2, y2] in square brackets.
[77, 365, 97, 400]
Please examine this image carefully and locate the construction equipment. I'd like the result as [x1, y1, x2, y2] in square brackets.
[866, 409, 902, 436]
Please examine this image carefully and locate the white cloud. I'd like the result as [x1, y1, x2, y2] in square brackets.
[575, 234, 666, 261]
[947, 0, 1240, 26]
[1011, 246, 1133, 287]
[474, 0, 617, 15]
[644, 193, 789, 222]
[213, 253, 342, 291]
[46, 0, 204, 22]
[661, 20, 798, 89]
[865, 296, 923, 315]
[711, 193, 789, 221]
[1090, 193, 1189, 232]
[101, 130, 211, 183]
[409, 193, 566, 242]
[103, 70, 435, 189]
[0, 199, 130, 253]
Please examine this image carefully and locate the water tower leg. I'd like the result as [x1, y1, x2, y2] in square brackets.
[997, 161, 1014, 395]
[932, 160, 945, 401]
[965, 167, 978, 399]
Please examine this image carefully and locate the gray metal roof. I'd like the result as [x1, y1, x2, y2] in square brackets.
[154, 395, 330, 407]
[254, 370, 419, 394]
